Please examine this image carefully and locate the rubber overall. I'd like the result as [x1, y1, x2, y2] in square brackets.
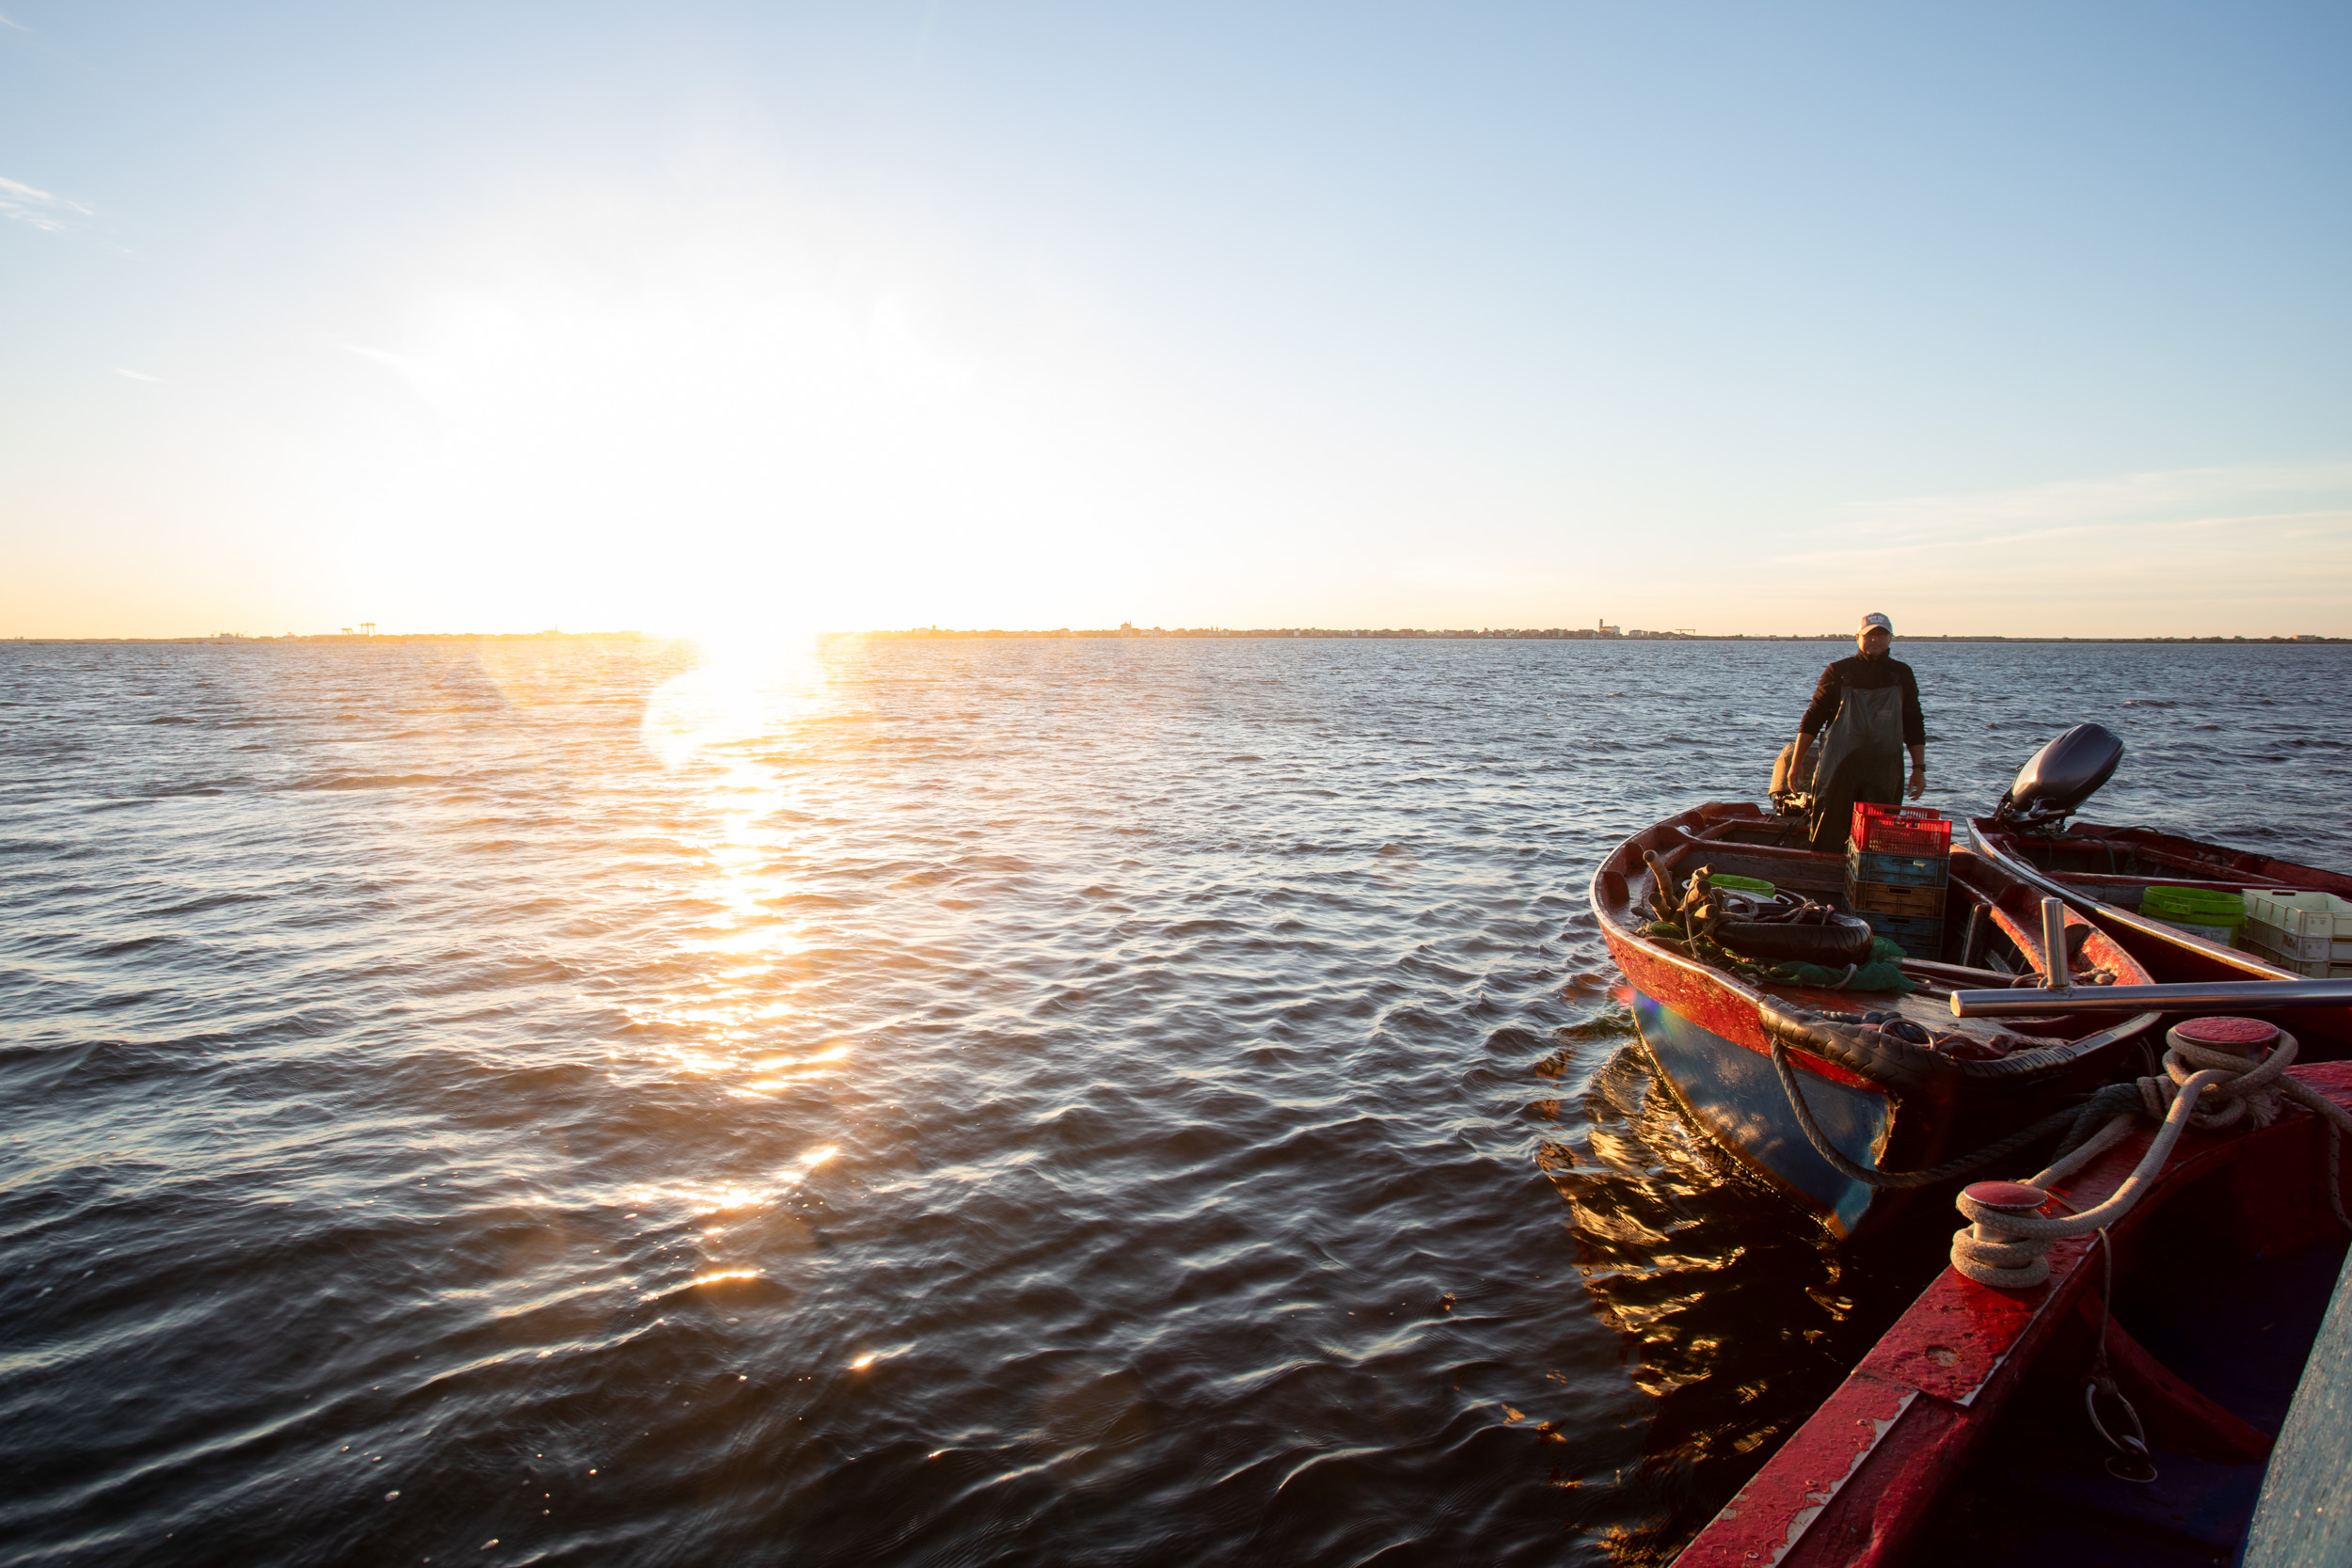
[1807, 682, 1905, 850]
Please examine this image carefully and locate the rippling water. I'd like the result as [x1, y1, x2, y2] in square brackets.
[5, 637, 2348, 1567]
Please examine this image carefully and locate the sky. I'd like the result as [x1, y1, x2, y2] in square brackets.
[3, 2, 2347, 640]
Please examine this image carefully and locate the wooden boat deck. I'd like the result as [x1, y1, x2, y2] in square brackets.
[1913, 1238, 2348, 1567]
[2244, 1245, 2352, 1565]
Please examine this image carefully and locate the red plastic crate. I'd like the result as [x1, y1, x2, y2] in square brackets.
[1851, 802, 1951, 856]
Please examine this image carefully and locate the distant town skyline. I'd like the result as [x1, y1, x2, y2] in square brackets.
[4, 3, 2346, 640]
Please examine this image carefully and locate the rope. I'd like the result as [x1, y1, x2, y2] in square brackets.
[2080, 1229, 2158, 1483]
[1951, 1028, 2352, 1288]
[1949, 1071, 2222, 1286]
[1767, 1035, 2091, 1190]
[2144, 1031, 2296, 1132]
[2052, 1083, 2144, 1162]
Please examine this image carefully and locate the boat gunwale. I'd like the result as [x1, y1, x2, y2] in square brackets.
[2060, 819, 2352, 896]
[1967, 818, 2301, 982]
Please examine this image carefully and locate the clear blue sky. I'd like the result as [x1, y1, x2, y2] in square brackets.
[5, 2, 2346, 637]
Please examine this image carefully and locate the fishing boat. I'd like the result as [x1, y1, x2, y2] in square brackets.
[1590, 801, 2162, 1238]
[1669, 1031, 2352, 1568]
[1963, 722, 2352, 1048]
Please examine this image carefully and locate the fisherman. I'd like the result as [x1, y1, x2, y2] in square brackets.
[1788, 611, 1926, 851]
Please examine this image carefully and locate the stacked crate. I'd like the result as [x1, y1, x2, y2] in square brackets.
[2138, 885, 2249, 947]
[2242, 890, 2352, 977]
[1845, 804, 1952, 958]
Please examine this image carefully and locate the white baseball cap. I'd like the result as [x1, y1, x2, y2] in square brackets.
[1858, 612, 1894, 636]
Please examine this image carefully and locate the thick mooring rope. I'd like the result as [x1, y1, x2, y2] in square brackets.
[1950, 1027, 2352, 1288]
[1767, 1034, 2090, 1190]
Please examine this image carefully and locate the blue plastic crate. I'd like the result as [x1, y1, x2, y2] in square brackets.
[1859, 910, 1945, 959]
[1847, 846, 1949, 889]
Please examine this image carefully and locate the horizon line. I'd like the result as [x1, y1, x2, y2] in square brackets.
[8, 628, 2347, 646]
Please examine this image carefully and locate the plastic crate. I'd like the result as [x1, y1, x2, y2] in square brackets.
[2237, 934, 2352, 979]
[1858, 910, 1944, 959]
[2141, 885, 2247, 931]
[1847, 846, 1950, 890]
[1846, 876, 1945, 919]
[1851, 803, 1952, 856]
[2245, 917, 2331, 964]
[2243, 890, 2352, 960]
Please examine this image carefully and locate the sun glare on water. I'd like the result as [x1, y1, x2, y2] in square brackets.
[641, 623, 828, 772]
[618, 622, 841, 1069]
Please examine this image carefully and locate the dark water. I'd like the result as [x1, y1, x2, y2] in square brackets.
[4, 638, 2348, 1567]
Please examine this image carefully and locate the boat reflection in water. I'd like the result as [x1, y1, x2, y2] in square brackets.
[1536, 1027, 1959, 1560]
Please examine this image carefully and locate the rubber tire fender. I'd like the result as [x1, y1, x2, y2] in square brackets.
[1709, 913, 1876, 967]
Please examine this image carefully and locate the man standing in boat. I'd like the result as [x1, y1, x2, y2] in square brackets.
[1788, 611, 1926, 851]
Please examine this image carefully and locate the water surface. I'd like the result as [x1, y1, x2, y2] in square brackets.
[4, 637, 2347, 1566]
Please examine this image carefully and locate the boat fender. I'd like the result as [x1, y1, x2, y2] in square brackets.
[1707, 910, 1876, 967]
[1848, 1011, 2019, 1062]
[1693, 885, 1875, 964]
[1770, 1006, 1973, 1060]
[1759, 1001, 2077, 1091]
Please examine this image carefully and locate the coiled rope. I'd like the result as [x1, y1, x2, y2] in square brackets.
[1767, 1034, 2093, 1190]
[1950, 1022, 2352, 1289]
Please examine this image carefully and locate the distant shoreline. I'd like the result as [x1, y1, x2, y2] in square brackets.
[828, 628, 2351, 644]
[6, 629, 2344, 646]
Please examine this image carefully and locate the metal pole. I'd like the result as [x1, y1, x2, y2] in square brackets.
[1952, 977, 2352, 1018]
[2041, 895, 2070, 990]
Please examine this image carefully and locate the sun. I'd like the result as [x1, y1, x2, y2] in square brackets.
[640, 614, 830, 770]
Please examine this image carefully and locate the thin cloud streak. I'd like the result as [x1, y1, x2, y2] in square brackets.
[0, 174, 94, 232]
[1779, 507, 2350, 568]
[114, 368, 162, 383]
[1719, 462, 2352, 636]
[1831, 461, 2352, 546]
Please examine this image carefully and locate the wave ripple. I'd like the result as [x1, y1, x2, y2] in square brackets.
[3, 637, 2346, 1566]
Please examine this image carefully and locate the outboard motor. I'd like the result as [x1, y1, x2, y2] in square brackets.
[1993, 723, 2125, 831]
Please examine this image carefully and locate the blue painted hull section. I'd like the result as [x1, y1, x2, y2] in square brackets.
[1631, 990, 1893, 1236]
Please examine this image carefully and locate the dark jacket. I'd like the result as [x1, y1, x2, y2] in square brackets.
[1800, 655, 1924, 746]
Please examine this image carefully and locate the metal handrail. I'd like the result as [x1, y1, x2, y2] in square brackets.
[1953, 977, 2352, 1018]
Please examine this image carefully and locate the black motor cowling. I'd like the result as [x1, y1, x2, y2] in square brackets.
[1994, 723, 2124, 830]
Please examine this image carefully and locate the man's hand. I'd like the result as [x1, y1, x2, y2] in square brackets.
[1907, 761, 1927, 800]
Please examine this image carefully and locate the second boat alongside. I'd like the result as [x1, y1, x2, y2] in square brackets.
[1670, 1046, 2352, 1568]
[1966, 721, 2352, 1050]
